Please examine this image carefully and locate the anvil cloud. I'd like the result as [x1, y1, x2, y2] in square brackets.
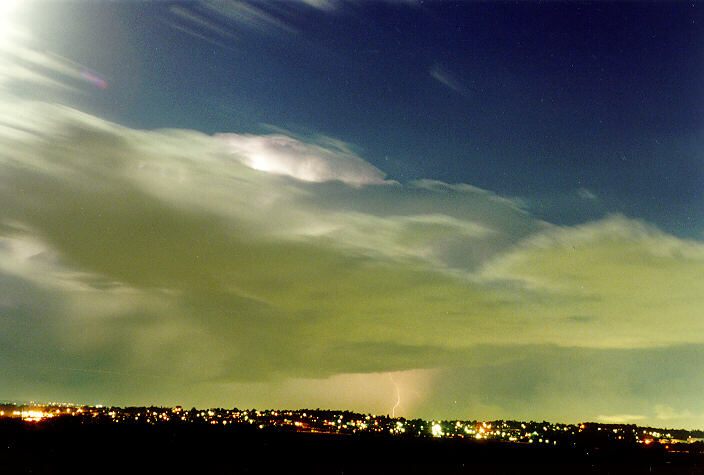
[1, 100, 703, 426]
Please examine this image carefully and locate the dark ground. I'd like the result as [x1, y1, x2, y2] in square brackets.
[2, 418, 704, 474]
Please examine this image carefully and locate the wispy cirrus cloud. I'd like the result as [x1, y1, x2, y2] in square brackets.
[430, 64, 470, 96]
[0, 19, 107, 96]
[167, 0, 299, 46]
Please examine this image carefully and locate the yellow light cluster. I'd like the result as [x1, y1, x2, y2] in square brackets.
[21, 410, 53, 422]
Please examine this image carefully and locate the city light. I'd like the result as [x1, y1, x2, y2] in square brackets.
[0, 401, 700, 456]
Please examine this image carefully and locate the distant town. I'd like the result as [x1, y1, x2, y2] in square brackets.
[3, 402, 703, 454]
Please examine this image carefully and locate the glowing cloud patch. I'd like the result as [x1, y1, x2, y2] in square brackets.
[218, 133, 387, 186]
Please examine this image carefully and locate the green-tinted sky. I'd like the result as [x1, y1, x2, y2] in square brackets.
[0, 1, 703, 428]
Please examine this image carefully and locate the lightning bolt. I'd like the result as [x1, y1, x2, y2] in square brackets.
[390, 375, 401, 418]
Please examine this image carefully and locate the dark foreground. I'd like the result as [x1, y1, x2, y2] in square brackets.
[2, 418, 704, 474]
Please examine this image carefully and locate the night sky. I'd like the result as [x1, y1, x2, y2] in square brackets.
[1, 1, 703, 428]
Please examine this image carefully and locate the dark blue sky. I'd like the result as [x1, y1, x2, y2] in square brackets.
[28, 1, 703, 237]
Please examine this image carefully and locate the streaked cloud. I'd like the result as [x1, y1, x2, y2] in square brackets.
[297, 0, 340, 11]
[430, 64, 469, 96]
[0, 19, 106, 95]
[166, 5, 241, 51]
[169, 5, 240, 41]
[168, 1, 299, 44]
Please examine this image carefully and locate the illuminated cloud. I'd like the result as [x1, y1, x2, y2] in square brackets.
[201, 368, 438, 417]
[218, 133, 388, 185]
[1, 99, 703, 424]
[0, 18, 106, 95]
[479, 216, 704, 348]
[597, 414, 646, 424]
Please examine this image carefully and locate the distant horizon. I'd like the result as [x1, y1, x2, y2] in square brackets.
[4, 399, 704, 433]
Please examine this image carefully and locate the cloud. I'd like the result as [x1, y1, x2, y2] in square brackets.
[296, 0, 340, 12]
[205, 368, 438, 417]
[0, 100, 536, 390]
[166, 6, 241, 51]
[0, 22, 106, 95]
[654, 404, 692, 422]
[577, 187, 598, 201]
[169, 6, 240, 41]
[1, 99, 704, 422]
[166, 2, 315, 52]
[597, 414, 646, 424]
[430, 64, 469, 96]
[413, 344, 704, 427]
[198, 1, 298, 35]
[218, 133, 388, 185]
[478, 215, 704, 348]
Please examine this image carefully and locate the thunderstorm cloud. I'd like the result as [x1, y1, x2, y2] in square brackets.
[1, 99, 703, 426]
